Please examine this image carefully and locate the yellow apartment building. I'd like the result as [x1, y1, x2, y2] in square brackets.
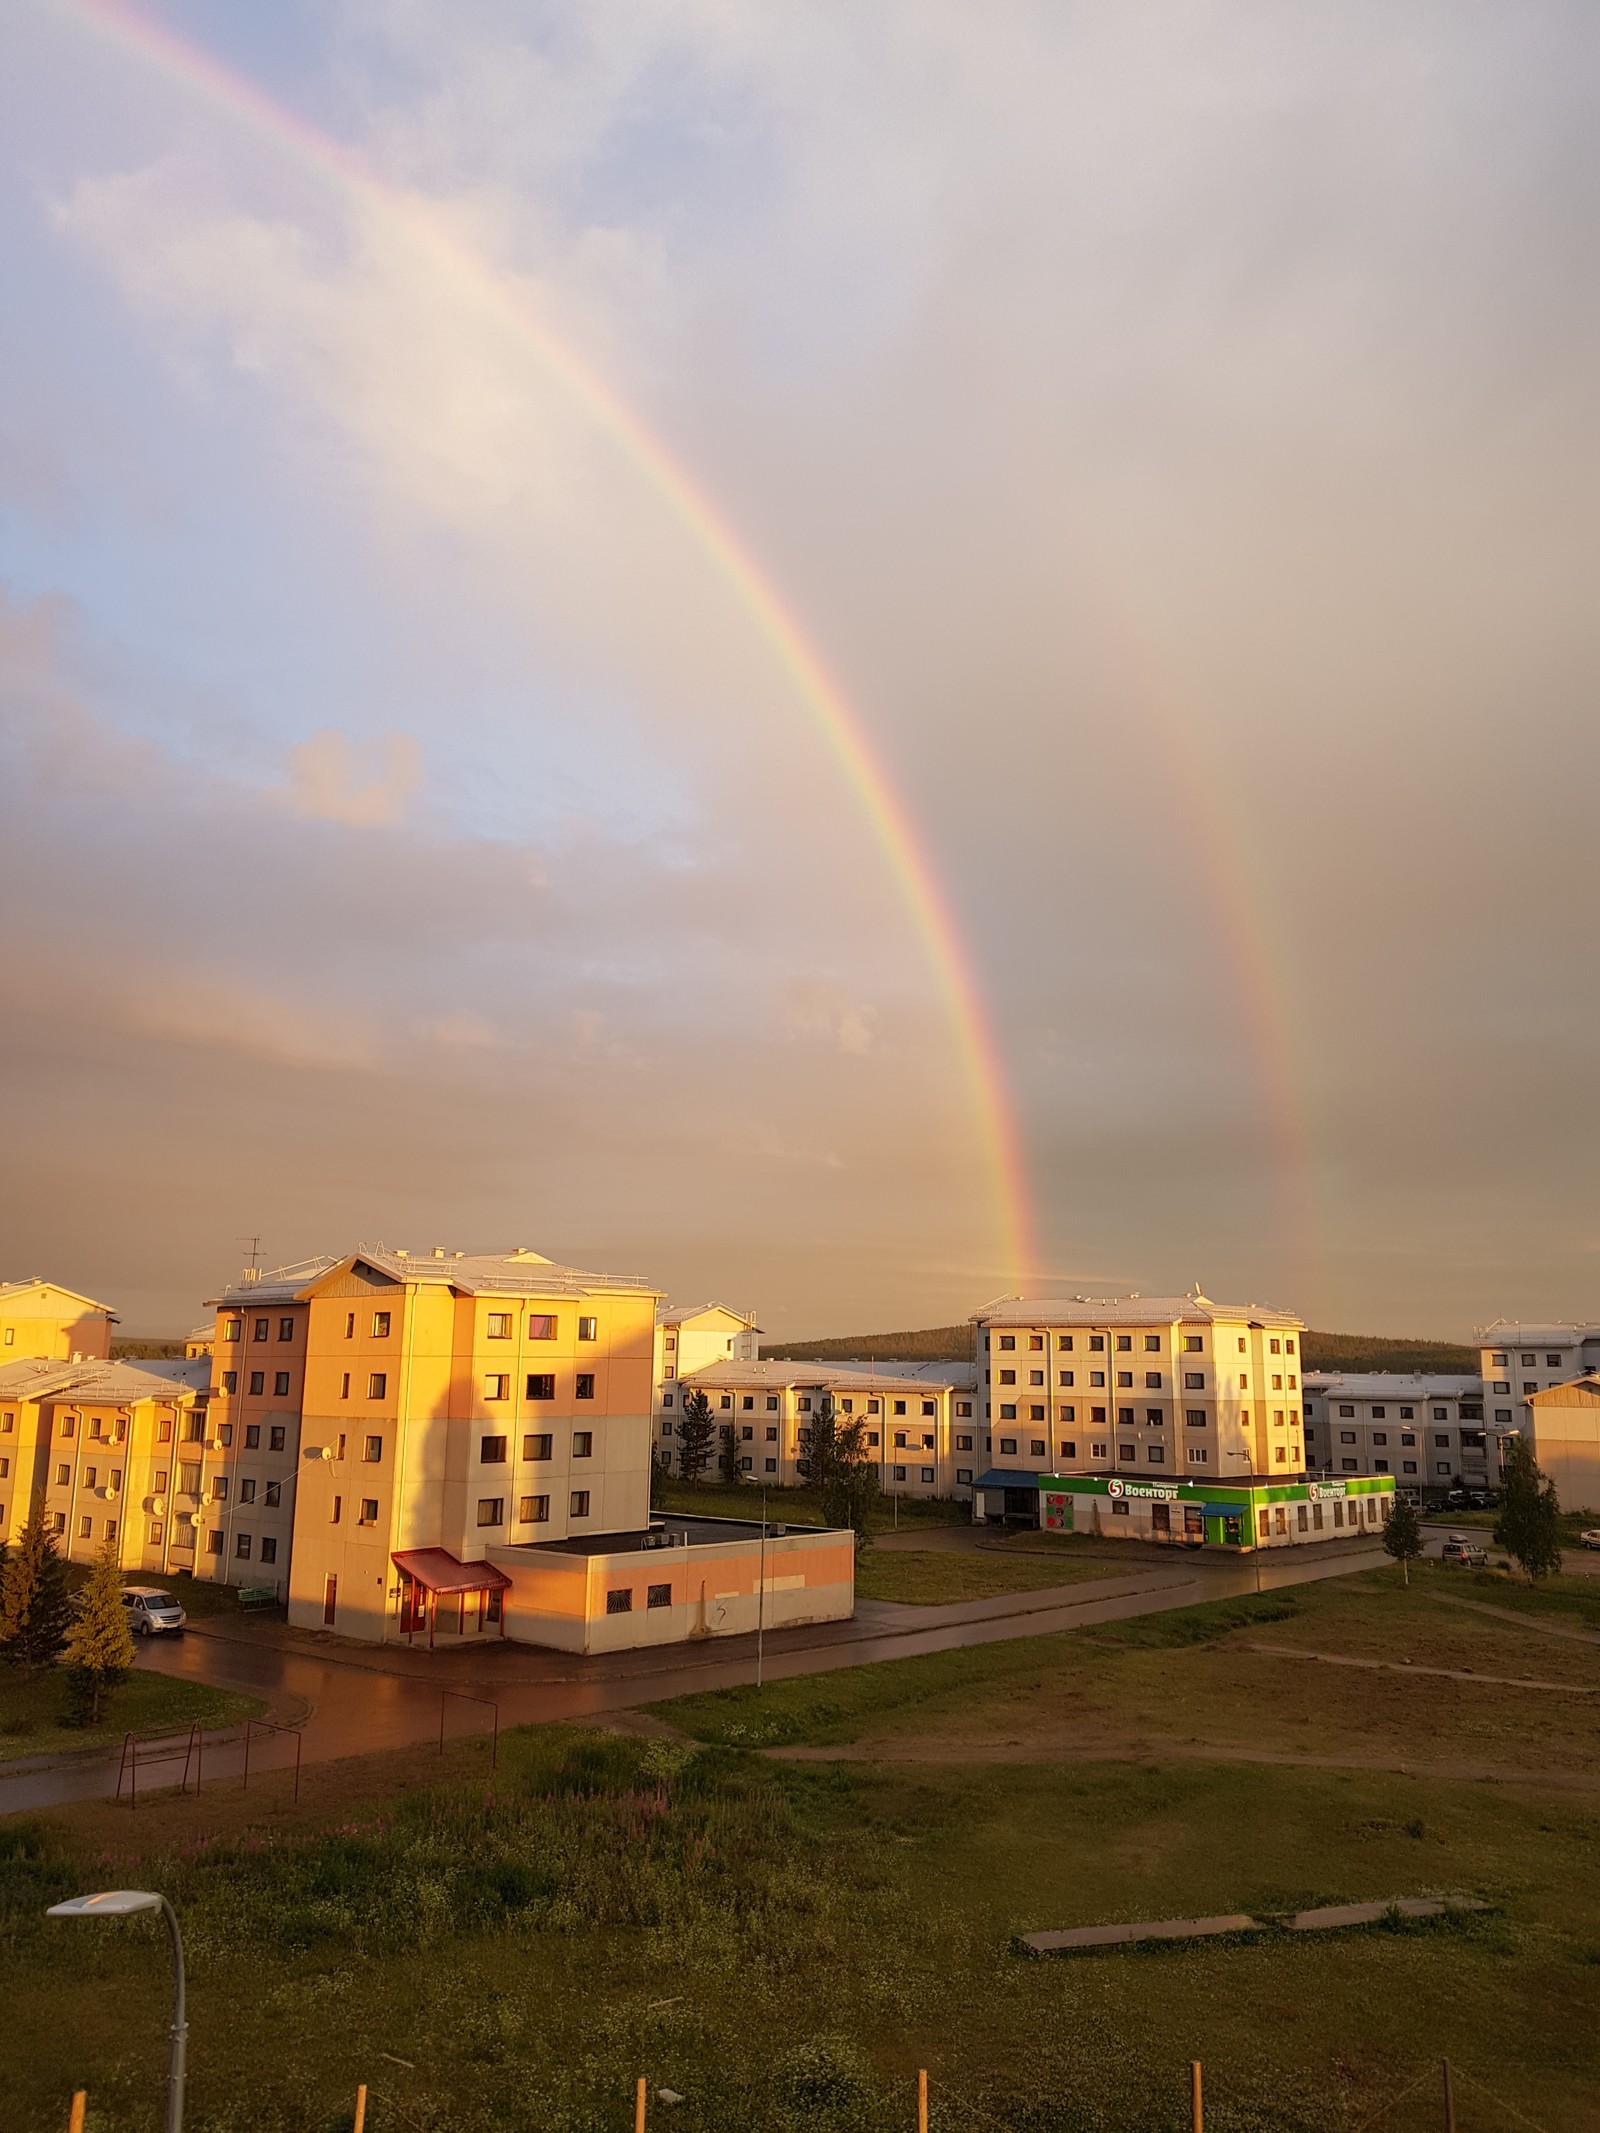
[0, 1279, 117, 1362]
[211, 1247, 661, 1642]
[653, 1302, 759, 1397]
[660, 1356, 981, 1499]
[0, 1356, 206, 1572]
[970, 1290, 1306, 1505]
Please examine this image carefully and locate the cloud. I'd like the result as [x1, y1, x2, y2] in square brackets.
[780, 977, 875, 1056]
[285, 727, 422, 828]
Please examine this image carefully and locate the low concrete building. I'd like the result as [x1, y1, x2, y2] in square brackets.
[1524, 1375, 1600, 1516]
[973, 1467, 1393, 1550]
[0, 1279, 117, 1363]
[1478, 1323, 1600, 1437]
[1301, 1373, 1495, 1502]
[485, 1513, 855, 1654]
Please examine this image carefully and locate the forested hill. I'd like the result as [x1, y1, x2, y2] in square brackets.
[762, 1324, 1479, 1372]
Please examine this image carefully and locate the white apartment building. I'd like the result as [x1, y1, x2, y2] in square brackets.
[659, 1356, 981, 1499]
[970, 1291, 1306, 1491]
[653, 1303, 759, 1400]
[1301, 1374, 1493, 1500]
[1477, 1323, 1600, 1436]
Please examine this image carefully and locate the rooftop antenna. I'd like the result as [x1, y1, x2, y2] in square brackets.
[240, 1235, 263, 1286]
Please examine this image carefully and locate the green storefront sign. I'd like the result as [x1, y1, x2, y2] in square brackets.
[1036, 1470, 1393, 1549]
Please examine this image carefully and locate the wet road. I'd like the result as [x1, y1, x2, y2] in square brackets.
[0, 1538, 1390, 1815]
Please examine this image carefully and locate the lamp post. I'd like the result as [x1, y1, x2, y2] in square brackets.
[1225, 1449, 1263, 1595]
[48, 1890, 186, 2133]
[756, 1485, 767, 1690]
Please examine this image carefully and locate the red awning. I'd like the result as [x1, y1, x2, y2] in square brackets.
[392, 1547, 511, 1595]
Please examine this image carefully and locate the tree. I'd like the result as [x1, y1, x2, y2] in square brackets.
[63, 1538, 137, 1727]
[0, 1513, 73, 1675]
[1382, 1492, 1424, 1586]
[1495, 1434, 1564, 1582]
[821, 1414, 880, 1553]
[718, 1422, 746, 1488]
[795, 1397, 838, 1488]
[677, 1388, 716, 1488]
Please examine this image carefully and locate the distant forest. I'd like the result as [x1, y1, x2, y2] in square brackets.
[111, 1339, 188, 1360]
[762, 1324, 1479, 1373]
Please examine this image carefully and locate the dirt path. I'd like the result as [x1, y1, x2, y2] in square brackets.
[1429, 1594, 1600, 1645]
[1240, 1642, 1597, 1693]
[766, 1735, 1600, 1789]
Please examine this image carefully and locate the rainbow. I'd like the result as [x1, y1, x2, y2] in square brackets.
[50, 0, 1037, 1285]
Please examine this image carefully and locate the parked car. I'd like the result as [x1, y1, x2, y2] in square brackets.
[121, 1587, 186, 1635]
[1440, 1534, 1489, 1568]
[1581, 1530, 1600, 1552]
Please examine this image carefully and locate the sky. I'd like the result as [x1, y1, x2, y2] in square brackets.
[1, 2, 1596, 1340]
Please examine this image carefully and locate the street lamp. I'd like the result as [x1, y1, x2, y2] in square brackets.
[48, 1890, 187, 2133]
[1225, 1449, 1263, 1594]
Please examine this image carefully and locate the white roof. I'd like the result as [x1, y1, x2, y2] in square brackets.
[214, 1246, 655, 1305]
[1304, 1373, 1483, 1400]
[975, 1291, 1303, 1332]
[1477, 1322, 1600, 1347]
[0, 1357, 200, 1404]
[656, 1301, 760, 1330]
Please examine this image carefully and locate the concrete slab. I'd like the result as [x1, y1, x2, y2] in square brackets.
[1022, 1913, 1258, 1954]
[1286, 1897, 1488, 1931]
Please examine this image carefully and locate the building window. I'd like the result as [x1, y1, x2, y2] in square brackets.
[1144, 1372, 1162, 1390]
[740, 1426, 754, 1442]
[245, 1424, 261, 1450]
[1373, 1459, 1388, 1473]
[570, 1490, 591, 1517]
[573, 1432, 593, 1458]
[1340, 1430, 1356, 1444]
[1184, 1373, 1205, 1391]
[1146, 1409, 1163, 1427]
[647, 1583, 672, 1609]
[894, 1431, 907, 1448]
[528, 1315, 557, 1340]
[484, 1375, 510, 1402]
[604, 1587, 634, 1615]
[999, 1438, 1016, 1455]
[956, 1433, 973, 1451]
[239, 1478, 256, 1504]
[920, 1467, 935, 1483]
[1183, 1336, 1202, 1353]
[486, 1312, 513, 1339]
[720, 1395, 733, 1411]
[578, 1317, 597, 1342]
[477, 1498, 505, 1526]
[235, 1532, 253, 1559]
[278, 1317, 294, 1342]
[1277, 1448, 1289, 1464]
[576, 1374, 595, 1400]
[224, 1319, 241, 1344]
[1436, 1461, 1453, 1476]
[764, 1457, 777, 1472]
[265, 1481, 281, 1507]
[1117, 1373, 1133, 1389]
[222, 1372, 238, 1396]
[999, 1335, 1015, 1351]
[1342, 1459, 1357, 1472]
[78, 1515, 93, 1540]
[1147, 1445, 1166, 1464]
[523, 1432, 553, 1461]
[1187, 1448, 1208, 1464]
[1057, 1335, 1074, 1351]
[1403, 1460, 1418, 1474]
[1116, 1336, 1133, 1353]
[206, 1529, 224, 1552]
[956, 1400, 972, 1417]
[1372, 1432, 1387, 1446]
[371, 1312, 391, 1338]
[768, 1396, 780, 1411]
[525, 1374, 556, 1401]
[367, 1374, 387, 1399]
[1185, 1410, 1206, 1428]
[260, 1537, 278, 1564]
[893, 1465, 907, 1482]
[520, 1495, 550, 1523]
[330, 1496, 342, 1524]
[249, 1371, 265, 1396]
[270, 1425, 286, 1451]
[1029, 1406, 1045, 1424]
[147, 1520, 165, 1546]
[274, 1372, 290, 1397]
[1031, 1441, 1046, 1457]
[480, 1435, 508, 1464]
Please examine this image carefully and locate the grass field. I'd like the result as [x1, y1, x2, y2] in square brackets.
[853, 1547, 1114, 1605]
[9, 1564, 1600, 2131]
[6, 1713, 1598, 2133]
[650, 1475, 966, 1530]
[0, 1666, 262, 1764]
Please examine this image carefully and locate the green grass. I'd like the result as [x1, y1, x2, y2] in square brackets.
[0, 1667, 262, 1762]
[650, 1476, 966, 1529]
[853, 1547, 1114, 1606]
[7, 1722, 1599, 2133]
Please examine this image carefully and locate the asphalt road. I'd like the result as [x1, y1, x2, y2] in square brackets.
[0, 1535, 1397, 1815]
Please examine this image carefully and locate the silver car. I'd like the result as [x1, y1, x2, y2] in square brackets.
[121, 1587, 187, 1636]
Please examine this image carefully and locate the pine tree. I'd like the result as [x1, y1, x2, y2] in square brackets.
[677, 1388, 716, 1487]
[1495, 1434, 1564, 1582]
[0, 1513, 73, 1675]
[1382, 1492, 1423, 1586]
[63, 1538, 138, 1726]
[796, 1397, 838, 1488]
[718, 1422, 745, 1487]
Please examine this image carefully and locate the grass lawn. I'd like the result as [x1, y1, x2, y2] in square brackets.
[853, 1546, 1114, 1606]
[651, 1476, 966, 1530]
[7, 1718, 1599, 2133]
[653, 1564, 1600, 1775]
[0, 1666, 263, 1763]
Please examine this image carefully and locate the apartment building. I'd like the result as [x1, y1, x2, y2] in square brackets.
[653, 1302, 759, 1394]
[1301, 1374, 1493, 1501]
[969, 1291, 1307, 1501]
[0, 1355, 206, 1573]
[0, 1279, 116, 1362]
[658, 1356, 981, 1499]
[1477, 1323, 1600, 1436]
[1523, 1376, 1600, 1514]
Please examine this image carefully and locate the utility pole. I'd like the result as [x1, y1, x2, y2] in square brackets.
[756, 1486, 767, 1689]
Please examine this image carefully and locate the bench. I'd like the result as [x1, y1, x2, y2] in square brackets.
[237, 1586, 281, 1611]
